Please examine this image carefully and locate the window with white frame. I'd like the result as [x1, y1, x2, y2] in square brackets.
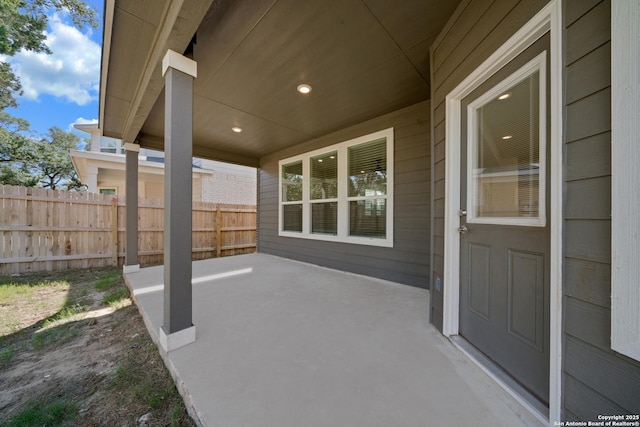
[99, 188, 117, 195]
[279, 128, 393, 247]
[99, 137, 124, 154]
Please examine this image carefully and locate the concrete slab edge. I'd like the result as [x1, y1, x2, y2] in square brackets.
[123, 272, 207, 427]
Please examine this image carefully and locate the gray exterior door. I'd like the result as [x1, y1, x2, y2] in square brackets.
[458, 35, 550, 405]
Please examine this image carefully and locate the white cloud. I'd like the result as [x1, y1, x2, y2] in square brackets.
[7, 14, 100, 105]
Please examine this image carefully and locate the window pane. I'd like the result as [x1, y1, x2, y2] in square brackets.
[310, 151, 337, 200]
[349, 199, 386, 238]
[283, 204, 302, 232]
[472, 71, 540, 219]
[348, 138, 387, 197]
[282, 161, 303, 202]
[311, 202, 337, 235]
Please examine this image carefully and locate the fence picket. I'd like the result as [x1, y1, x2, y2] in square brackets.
[0, 185, 256, 273]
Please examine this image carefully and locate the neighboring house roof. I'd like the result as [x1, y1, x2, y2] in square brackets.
[69, 149, 213, 180]
[69, 123, 256, 196]
[69, 147, 257, 204]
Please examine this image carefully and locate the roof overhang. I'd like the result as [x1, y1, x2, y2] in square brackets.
[100, 0, 461, 167]
[100, 0, 214, 143]
[69, 150, 213, 186]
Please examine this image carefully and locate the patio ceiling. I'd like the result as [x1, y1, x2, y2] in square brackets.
[101, 0, 461, 167]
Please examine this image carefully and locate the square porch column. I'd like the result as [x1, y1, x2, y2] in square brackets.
[159, 50, 197, 352]
[86, 165, 98, 194]
[123, 142, 140, 273]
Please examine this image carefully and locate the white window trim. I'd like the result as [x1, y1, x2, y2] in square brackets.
[466, 51, 547, 227]
[611, 0, 640, 362]
[278, 128, 394, 247]
[442, 1, 562, 423]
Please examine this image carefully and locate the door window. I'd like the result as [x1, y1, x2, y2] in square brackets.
[467, 52, 547, 227]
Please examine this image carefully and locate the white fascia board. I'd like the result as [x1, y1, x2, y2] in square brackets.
[69, 150, 211, 176]
[99, 0, 115, 134]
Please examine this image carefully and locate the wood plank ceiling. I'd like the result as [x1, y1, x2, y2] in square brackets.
[102, 0, 461, 166]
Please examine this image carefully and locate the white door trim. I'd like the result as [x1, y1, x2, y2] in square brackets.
[611, 0, 640, 364]
[442, 0, 562, 422]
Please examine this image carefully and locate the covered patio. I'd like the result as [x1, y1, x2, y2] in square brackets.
[125, 253, 541, 426]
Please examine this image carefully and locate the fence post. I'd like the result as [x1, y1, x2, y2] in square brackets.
[216, 204, 222, 257]
[111, 197, 118, 266]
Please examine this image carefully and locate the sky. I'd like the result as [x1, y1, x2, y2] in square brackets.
[3, 0, 104, 140]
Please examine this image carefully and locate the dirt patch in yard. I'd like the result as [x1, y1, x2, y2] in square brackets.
[0, 268, 197, 427]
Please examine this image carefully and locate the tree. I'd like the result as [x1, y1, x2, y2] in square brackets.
[0, 164, 38, 186]
[0, 62, 21, 109]
[34, 126, 80, 189]
[0, 0, 97, 108]
[0, 111, 39, 186]
[0, 119, 84, 190]
[0, 111, 38, 186]
[0, 1, 95, 189]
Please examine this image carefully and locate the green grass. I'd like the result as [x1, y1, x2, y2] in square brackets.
[95, 272, 129, 308]
[169, 407, 189, 427]
[31, 325, 80, 350]
[0, 281, 69, 303]
[0, 347, 14, 368]
[44, 303, 89, 325]
[109, 337, 180, 410]
[0, 280, 70, 337]
[94, 273, 122, 291]
[28, 303, 89, 350]
[110, 362, 173, 408]
[4, 398, 77, 427]
[1, 267, 195, 426]
[102, 287, 130, 308]
[111, 366, 170, 409]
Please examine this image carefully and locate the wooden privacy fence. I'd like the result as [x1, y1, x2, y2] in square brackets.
[0, 185, 256, 274]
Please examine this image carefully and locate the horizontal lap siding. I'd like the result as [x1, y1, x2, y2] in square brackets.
[258, 101, 431, 288]
[428, 0, 547, 330]
[563, 0, 640, 419]
[428, 0, 640, 417]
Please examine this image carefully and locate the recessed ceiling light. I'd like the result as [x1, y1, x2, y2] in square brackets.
[502, 135, 513, 140]
[498, 92, 511, 100]
[297, 84, 312, 94]
[232, 127, 242, 133]
[330, 155, 335, 159]
[318, 159, 323, 162]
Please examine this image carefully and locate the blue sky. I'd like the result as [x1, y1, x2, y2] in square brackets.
[3, 0, 104, 139]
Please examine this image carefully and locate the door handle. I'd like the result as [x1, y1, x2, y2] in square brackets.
[458, 225, 468, 234]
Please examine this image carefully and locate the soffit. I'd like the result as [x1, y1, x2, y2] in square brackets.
[102, 0, 215, 142]
[103, 0, 461, 166]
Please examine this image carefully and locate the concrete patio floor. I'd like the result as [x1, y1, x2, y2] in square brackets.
[124, 253, 544, 427]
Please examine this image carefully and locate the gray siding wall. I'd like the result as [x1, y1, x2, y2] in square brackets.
[429, 0, 547, 331]
[430, 0, 640, 418]
[562, 0, 640, 419]
[258, 101, 431, 288]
